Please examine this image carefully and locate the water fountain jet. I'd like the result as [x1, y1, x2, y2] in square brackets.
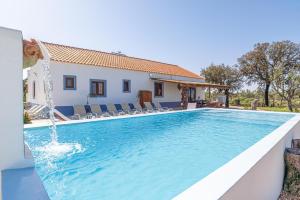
[36, 40, 58, 143]
[23, 39, 83, 157]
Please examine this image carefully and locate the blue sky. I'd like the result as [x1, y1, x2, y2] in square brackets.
[1, 0, 300, 75]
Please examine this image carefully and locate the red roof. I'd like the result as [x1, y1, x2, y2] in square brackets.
[43, 42, 204, 80]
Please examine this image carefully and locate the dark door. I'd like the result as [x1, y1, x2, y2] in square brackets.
[188, 87, 196, 102]
[139, 90, 152, 108]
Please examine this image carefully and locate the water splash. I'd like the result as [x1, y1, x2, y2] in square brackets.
[35, 141, 84, 170]
[37, 41, 57, 142]
[36, 141, 83, 159]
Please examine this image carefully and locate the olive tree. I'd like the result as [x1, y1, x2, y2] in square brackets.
[238, 43, 274, 106]
[270, 41, 300, 111]
[201, 64, 242, 107]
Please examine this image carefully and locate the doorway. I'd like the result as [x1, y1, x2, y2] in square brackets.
[188, 87, 196, 102]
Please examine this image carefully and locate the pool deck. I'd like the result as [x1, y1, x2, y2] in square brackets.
[24, 107, 297, 129]
[2, 167, 49, 200]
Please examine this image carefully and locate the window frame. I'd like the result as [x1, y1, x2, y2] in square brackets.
[122, 79, 131, 93]
[89, 79, 107, 97]
[63, 75, 77, 90]
[154, 81, 164, 98]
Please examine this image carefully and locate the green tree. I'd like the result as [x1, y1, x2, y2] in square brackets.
[270, 41, 300, 111]
[201, 64, 242, 90]
[238, 43, 275, 107]
[201, 64, 242, 107]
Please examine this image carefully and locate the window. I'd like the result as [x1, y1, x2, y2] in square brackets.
[63, 75, 76, 90]
[154, 82, 163, 97]
[90, 79, 106, 97]
[123, 79, 131, 93]
[32, 81, 36, 99]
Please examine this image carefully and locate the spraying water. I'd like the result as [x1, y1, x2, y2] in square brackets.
[37, 41, 58, 143]
[35, 41, 83, 158]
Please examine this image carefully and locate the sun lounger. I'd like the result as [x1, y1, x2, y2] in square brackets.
[187, 103, 197, 110]
[107, 103, 126, 116]
[153, 102, 172, 112]
[33, 105, 46, 114]
[121, 103, 138, 114]
[27, 105, 39, 112]
[72, 105, 93, 120]
[144, 102, 158, 112]
[90, 104, 110, 117]
[28, 105, 44, 115]
[28, 105, 47, 119]
[133, 102, 147, 113]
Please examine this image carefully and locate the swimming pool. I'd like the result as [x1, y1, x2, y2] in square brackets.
[24, 109, 294, 200]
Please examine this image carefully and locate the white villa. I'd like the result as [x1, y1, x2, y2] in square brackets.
[27, 42, 211, 115]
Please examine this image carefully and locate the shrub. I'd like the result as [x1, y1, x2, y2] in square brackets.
[24, 112, 31, 124]
[238, 97, 255, 107]
[230, 98, 240, 106]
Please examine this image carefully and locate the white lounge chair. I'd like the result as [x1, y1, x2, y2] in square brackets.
[72, 105, 93, 120]
[187, 103, 197, 110]
[28, 105, 47, 119]
[133, 102, 146, 113]
[90, 104, 110, 117]
[107, 104, 126, 116]
[27, 105, 39, 112]
[144, 102, 158, 112]
[32, 105, 46, 114]
[28, 105, 44, 115]
[153, 102, 172, 112]
[121, 103, 140, 115]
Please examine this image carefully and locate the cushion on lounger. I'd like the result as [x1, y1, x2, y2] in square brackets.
[55, 106, 74, 117]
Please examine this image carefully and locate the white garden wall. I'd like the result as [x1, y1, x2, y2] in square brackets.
[28, 61, 205, 106]
[0, 27, 34, 200]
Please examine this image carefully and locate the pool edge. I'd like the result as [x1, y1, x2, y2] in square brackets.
[24, 108, 298, 129]
[173, 115, 300, 200]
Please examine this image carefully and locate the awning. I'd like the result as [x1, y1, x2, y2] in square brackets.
[151, 78, 230, 89]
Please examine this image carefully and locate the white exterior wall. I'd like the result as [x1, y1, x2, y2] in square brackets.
[28, 61, 205, 106]
[27, 61, 47, 105]
[0, 27, 33, 200]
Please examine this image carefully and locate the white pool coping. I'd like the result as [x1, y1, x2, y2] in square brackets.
[24, 108, 201, 129]
[24, 107, 296, 129]
[23, 108, 300, 200]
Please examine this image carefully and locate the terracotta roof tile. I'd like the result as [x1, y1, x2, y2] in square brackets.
[42, 42, 204, 79]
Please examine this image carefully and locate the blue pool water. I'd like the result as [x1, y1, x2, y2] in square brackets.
[24, 109, 294, 200]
